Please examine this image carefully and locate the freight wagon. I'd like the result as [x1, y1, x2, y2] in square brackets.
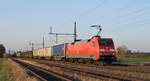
[17, 51, 32, 58]
[51, 43, 67, 60]
[33, 47, 52, 59]
[16, 51, 21, 57]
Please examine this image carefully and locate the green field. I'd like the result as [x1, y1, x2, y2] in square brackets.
[118, 55, 150, 63]
[0, 58, 14, 81]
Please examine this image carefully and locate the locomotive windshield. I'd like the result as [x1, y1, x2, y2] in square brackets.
[100, 39, 113, 46]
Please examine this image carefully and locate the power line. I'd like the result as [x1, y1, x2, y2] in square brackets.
[114, 21, 150, 34]
[101, 6, 150, 25]
[74, 0, 111, 20]
[79, 0, 138, 29]
[84, 6, 149, 31]
[123, 20, 150, 29]
[111, 10, 150, 26]
[78, 4, 150, 39]
[57, 0, 111, 27]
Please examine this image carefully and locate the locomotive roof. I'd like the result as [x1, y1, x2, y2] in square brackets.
[72, 36, 112, 45]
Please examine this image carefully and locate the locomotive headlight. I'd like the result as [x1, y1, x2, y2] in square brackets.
[110, 49, 115, 52]
[112, 53, 115, 55]
[100, 49, 105, 52]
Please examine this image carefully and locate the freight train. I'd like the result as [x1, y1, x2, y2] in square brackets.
[17, 36, 117, 64]
[16, 51, 32, 58]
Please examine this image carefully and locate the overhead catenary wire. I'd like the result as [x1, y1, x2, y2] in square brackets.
[79, 0, 138, 27]
[101, 7, 150, 34]
[87, 6, 149, 32]
[80, 1, 150, 30]
[57, 0, 111, 27]
[101, 6, 150, 25]
[52, 0, 149, 42]
[79, 4, 150, 39]
[129, 22, 150, 30]
[77, 0, 141, 38]
[112, 11, 150, 26]
[112, 21, 150, 35]
[51, 0, 112, 42]
[74, 0, 111, 20]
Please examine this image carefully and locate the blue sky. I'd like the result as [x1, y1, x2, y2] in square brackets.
[0, 0, 150, 52]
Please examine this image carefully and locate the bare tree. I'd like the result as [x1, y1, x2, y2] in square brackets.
[117, 45, 128, 55]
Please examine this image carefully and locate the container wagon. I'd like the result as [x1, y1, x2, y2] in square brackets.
[19, 51, 32, 58]
[16, 51, 21, 57]
[33, 49, 39, 59]
[33, 47, 52, 59]
[43, 47, 52, 59]
[51, 43, 67, 60]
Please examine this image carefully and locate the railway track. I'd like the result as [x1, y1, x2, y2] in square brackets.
[35, 59, 150, 75]
[39, 61, 150, 81]
[18, 58, 150, 81]
[65, 62, 150, 75]
[68, 61, 150, 74]
[12, 59, 72, 81]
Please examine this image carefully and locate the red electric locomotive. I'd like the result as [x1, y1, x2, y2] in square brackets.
[66, 36, 117, 64]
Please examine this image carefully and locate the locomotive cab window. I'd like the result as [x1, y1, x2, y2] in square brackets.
[100, 39, 113, 46]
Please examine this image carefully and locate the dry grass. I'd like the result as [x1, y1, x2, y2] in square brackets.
[0, 58, 14, 81]
[5, 58, 38, 81]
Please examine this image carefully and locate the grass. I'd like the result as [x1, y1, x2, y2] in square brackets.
[0, 58, 14, 81]
[118, 55, 150, 63]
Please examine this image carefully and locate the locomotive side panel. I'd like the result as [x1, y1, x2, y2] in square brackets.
[66, 37, 100, 60]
